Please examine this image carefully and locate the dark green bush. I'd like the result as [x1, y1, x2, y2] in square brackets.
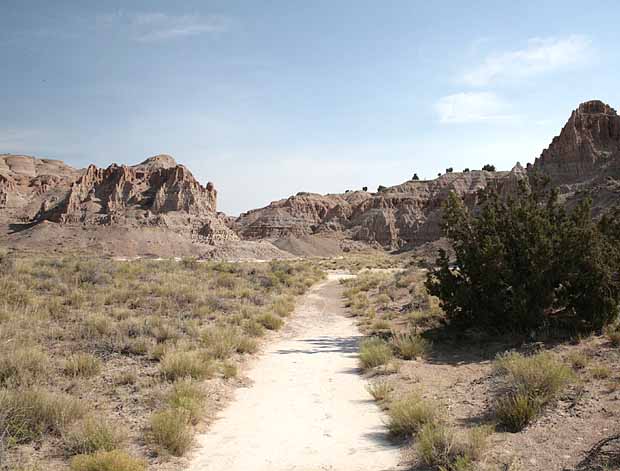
[426, 184, 620, 334]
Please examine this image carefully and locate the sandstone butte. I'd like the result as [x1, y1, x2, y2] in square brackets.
[0, 100, 619, 256]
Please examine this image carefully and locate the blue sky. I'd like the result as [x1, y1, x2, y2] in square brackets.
[1, 1, 619, 215]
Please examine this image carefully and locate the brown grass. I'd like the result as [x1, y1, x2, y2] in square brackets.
[0, 255, 324, 469]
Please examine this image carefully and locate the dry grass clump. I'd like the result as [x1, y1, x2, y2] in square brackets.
[158, 349, 214, 382]
[63, 418, 125, 455]
[69, 450, 146, 471]
[566, 351, 589, 370]
[0, 255, 324, 467]
[359, 337, 394, 370]
[257, 312, 284, 331]
[164, 379, 208, 425]
[0, 388, 86, 443]
[590, 366, 612, 379]
[416, 423, 491, 471]
[369, 319, 391, 334]
[391, 332, 430, 360]
[202, 325, 259, 358]
[605, 324, 620, 347]
[63, 353, 101, 378]
[386, 392, 440, 437]
[148, 408, 193, 456]
[366, 379, 393, 403]
[0, 347, 49, 386]
[494, 351, 574, 431]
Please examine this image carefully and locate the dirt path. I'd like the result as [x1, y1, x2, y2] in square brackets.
[187, 273, 403, 471]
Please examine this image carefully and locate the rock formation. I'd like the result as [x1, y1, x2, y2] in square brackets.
[530, 100, 620, 216]
[530, 100, 620, 185]
[236, 167, 525, 249]
[236, 100, 620, 249]
[34, 155, 237, 244]
[0, 153, 237, 247]
[0, 154, 80, 222]
[2, 99, 620, 256]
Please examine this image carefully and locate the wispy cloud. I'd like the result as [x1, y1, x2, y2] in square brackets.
[463, 35, 593, 86]
[98, 11, 231, 42]
[434, 92, 514, 124]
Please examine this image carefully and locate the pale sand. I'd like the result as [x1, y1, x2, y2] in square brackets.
[187, 273, 403, 471]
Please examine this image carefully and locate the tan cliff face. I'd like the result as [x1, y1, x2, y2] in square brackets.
[37, 156, 218, 224]
[529, 100, 620, 217]
[530, 100, 620, 185]
[2, 99, 620, 254]
[0, 154, 81, 222]
[235, 168, 524, 249]
[0, 153, 237, 246]
[236, 100, 620, 249]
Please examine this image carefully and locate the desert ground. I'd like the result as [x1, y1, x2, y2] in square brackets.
[1, 250, 619, 471]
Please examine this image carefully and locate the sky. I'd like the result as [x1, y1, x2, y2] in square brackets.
[1, 1, 619, 215]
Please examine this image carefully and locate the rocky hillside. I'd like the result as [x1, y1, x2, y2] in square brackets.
[31, 154, 237, 245]
[236, 99, 620, 249]
[2, 99, 619, 255]
[0, 154, 80, 223]
[0, 154, 246, 255]
[530, 100, 620, 216]
[236, 166, 525, 249]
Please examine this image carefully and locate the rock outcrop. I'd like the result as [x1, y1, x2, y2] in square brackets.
[530, 100, 620, 185]
[0, 154, 80, 222]
[32, 155, 237, 244]
[236, 167, 525, 249]
[529, 100, 620, 217]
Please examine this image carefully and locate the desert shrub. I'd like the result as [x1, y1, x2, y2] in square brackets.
[417, 423, 490, 470]
[69, 450, 146, 471]
[243, 319, 265, 337]
[591, 366, 612, 379]
[494, 351, 573, 431]
[426, 187, 620, 334]
[482, 164, 496, 172]
[257, 312, 284, 331]
[0, 250, 15, 275]
[159, 350, 214, 382]
[237, 335, 258, 354]
[271, 296, 295, 317]
[605, 324, 620, 347]
[391, 333, 429, 360]
[0, 388, 86, 443]
[221, 361, 238, 379]
[366, 380, 393, 402]
[387, 392, 439, 437]
[495, 392, 540, 432]
[73, 260, 114, 286]
[64, 353, 101, 378]
[164, 380, 207, 425]
[63, 417, 125, 455]
[370, 319, 391, 333]
[148, 408, 193, 456]
[417, 422, 459, 469]
[113, 370, 137, 386]
[566, 351, 589, 370]
[359, 338, 393, 369]
[201, 325, 257, 358]
[0, 347, 49, 386]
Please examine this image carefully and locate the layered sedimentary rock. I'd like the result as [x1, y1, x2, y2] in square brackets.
[530, 100, 620, 216]
[35, 155, 237, 244]
[38, 156, 217, 223]
[530, 100, 620, 185]
[236, 167, 525, 249]
[0, 154, 236, 245]
[0, 154, 80, 222]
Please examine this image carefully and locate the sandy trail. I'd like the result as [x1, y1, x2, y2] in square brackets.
[187, 273, 402, 471]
